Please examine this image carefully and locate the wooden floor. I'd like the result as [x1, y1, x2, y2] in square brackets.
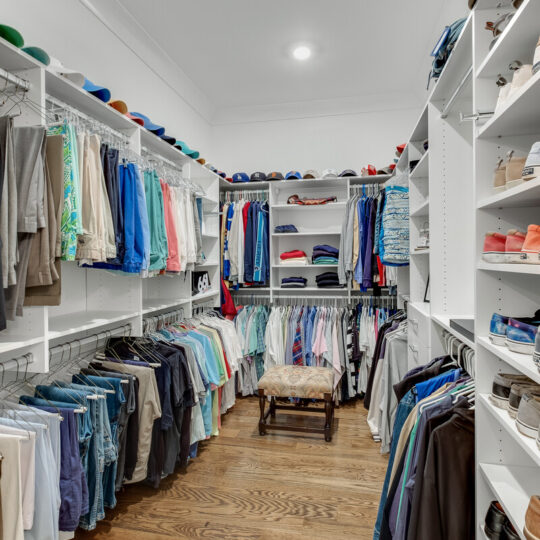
[75, 397, 388, 540]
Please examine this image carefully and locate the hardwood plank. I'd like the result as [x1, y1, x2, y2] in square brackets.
[75, 397, 388, 539]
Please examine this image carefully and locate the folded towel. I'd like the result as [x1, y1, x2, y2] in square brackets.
[280, 257, 309, 266]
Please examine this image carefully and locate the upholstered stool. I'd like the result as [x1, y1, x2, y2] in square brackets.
[257, 365, 335, 442]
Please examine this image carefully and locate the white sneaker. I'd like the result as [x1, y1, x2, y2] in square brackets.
[534, 36, 540, 75]
[522, 142, 540, 181]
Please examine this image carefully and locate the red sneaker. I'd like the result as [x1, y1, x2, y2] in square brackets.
[505, 229, 526, 262]
[483, 232, 507, 263]
[519, 224, 540, 264]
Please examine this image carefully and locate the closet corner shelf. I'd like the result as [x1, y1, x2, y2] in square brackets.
[430, 14, 472, 103]
[48, 310, 139, 340]
[477, 177, 540, 209]
[408, 103, 429, 143]
[394, 146, 409, 173]
[479, 463, 538, 537]
[477, 260, 540, 275]
[476, 0, 538, 79]
[142, 298, 191, 315]
[409, 301, 430, 319]
[0, 336, 45, 356]
[191, 289, 219, 302]
[478, 70, 540, 139]
[410, 200, 429, 217]
[478, 394, 540, 467]
[477, 336, 540, 384]
[409, 151, 429, 180]
[431, 313, 475, 349]
[271, 202, 347, 210]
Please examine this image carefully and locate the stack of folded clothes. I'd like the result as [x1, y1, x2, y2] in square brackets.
[315, 272, 344, 288]
[312, 244, 339, 265]
[280, 277, 307, 288]
[274, 224, 298, 233]
[280, 250, 309, 265]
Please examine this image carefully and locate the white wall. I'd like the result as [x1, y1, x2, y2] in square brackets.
[2, 0, 213, 156]
[210, 107, 420, 175]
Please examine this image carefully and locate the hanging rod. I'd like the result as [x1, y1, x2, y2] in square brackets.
[440, 65, 473, 119]
[0, 68, 30, 92]
[141, 145, 183, 172]
[0, 352, 34, 373]
[46, 94, 129, 142]
[48, 322, 132, 360]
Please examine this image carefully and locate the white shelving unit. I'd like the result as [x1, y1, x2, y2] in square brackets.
[0, 38, 220, 375]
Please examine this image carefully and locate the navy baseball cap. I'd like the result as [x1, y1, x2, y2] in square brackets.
[217, 171, 227, 178]
[232, 172, 250, 183]
[160, 134, 176, 145]
[285, 171, 302, 180]
[267, 172, 284, 181]
[339, 169, 358, 177]
[250, 172, 267, 182]
[131, 112, 165, 136]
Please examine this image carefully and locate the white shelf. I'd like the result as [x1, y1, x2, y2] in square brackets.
[478, 70, 540, 139]
[192, 289, 219, 302]
[394, 146, 409, 173]
[431, 313, 475, 349]
[476, 0, 539, 79]
[479, 394, 540, 467]
[477, 260, 540, 275]
[0, 336, 44, 356]
[410, 199, 429, 217]
[0, 37, 42, 71]
[409, 301, 431, 318]
[271, 202, 346, 209]
[479, 463, 538, 538]
[411, 249, 430, 256]
[201, 232, 219, 239]
[477, 177, 540, 209]
[195, 261, 219, 268]
[410, 151, 429, 180]
[219, 178, 269, 190]
[273, 263, 338, 268]
[48, 311, 139, 340]
[430, 15, 472, 103]
[142, 298, 191, 315]
[408, 103, 429, 142]
[230, 287, 271, 292]
[140, 128, 190, 166]
[272, 230, 341, 237]
[274, 287, 347, 292]
[477, 336, 540, 385]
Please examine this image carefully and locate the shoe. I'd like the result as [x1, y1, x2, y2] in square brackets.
[522, 142, 540, 181]
[516, 393, 540, 437]
[524, 495, 540, 540]
[519, 225, 540, 264]
[534, 37, 540, 76]
[489, 310, 540, 345]
[534, 328, 540, 370]
[505, 150, 528, 189]
[505, 230, 526, 262]
[491, 373, 534, 410]
[493, 159, 507, 191]
[507, 318, 540, 354]
[509, 61, 533, 99]
[485, 500, 508, 539]
[495, 76, 512, 115]
[483, 232, 507, 263]
[502, 520, 520, 540]
[508, 383, 540, 418]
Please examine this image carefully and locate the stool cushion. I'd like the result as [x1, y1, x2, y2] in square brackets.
[258, 365, 333, 399]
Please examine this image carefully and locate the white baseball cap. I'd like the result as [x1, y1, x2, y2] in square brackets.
[47, 56, 85, 87]
[322, 168, 338, 178]
[302, 169, 320, 179]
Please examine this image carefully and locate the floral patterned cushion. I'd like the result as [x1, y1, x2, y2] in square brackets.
[258, 365, 334, 399]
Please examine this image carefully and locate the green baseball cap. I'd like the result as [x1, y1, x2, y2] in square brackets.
[22, 46, 50, 66]
[0, 24, 24, 48]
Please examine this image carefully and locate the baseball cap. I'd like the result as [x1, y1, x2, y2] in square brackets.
[396, 143, 406, 155]
[108, 100, 128, 114]
[303, 170, 320, 179]
[225, 177, 233, 183]
[267, 172, 284, 181]
[174, 140, 199, 159]
[22, 46, 50, 66]
[322, 169, 338, 178]
[217, 171, 227, 178]
[339, 169, 357, 177]
[196, 158, 206, 165]
[250, 172, 267, 182]
[48, 56, 85, 87]
[83, 78, 111, 103]
[203, 162, 214, 169]
[160, 134, 176, 145]
[0, 24, 24, 48]
[285, 171, 302, 180]
[130, 112, 165, 136]
[126, 112, 144, 126]
[377, 166, 393, 175]
[232, 172, 250, 183]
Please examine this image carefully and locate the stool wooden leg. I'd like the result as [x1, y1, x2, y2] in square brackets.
[324, 393, 332, 442]
[258, 389, 266, 436]
[270, 396, 276, 418]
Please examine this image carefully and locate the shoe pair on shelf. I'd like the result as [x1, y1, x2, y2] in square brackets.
[493, 143, 540, 192]
[483, 226, 540, 264]
[490, 372, 540, 443]
[489, 310, 540, 355]
[484, 501, 519, 539]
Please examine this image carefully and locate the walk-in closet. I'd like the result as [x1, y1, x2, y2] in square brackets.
[0, 1, 538, 539]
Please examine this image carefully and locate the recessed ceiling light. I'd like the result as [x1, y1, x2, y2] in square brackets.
[292, 45, 311, 61]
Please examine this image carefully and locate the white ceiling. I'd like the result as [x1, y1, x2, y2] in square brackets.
[111, 0, 466, 122]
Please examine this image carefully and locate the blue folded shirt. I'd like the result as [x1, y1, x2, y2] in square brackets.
[274, 224, 298, 233]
